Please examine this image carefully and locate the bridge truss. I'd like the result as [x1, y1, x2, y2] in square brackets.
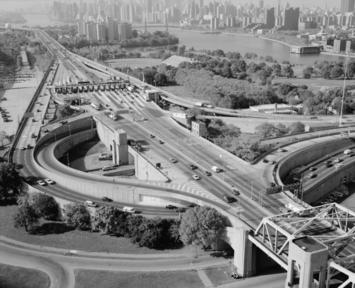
[254, 203, 355, 287]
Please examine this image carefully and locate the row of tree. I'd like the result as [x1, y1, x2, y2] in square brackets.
[13, 193, 229, 252]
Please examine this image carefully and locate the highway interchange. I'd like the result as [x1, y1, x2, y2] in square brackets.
[3, 28, 355, 288]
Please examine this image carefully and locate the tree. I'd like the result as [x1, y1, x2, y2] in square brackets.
[154, 72, 168, 86]
[0, 163, 24, 204]
[179, 207, 228, 250]
[330, 65, 344, 79]
[288, 122, 305, 135]
[64, 203, 91, 230]
[30, 193, 60, 221]
[14, 198, 39, 232]
[58, 104, 75, 118]
[282, 65, 294, 78]
[302, 66, 313, 79]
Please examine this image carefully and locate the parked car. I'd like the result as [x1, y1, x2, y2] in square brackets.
[165, 205, 178, 210]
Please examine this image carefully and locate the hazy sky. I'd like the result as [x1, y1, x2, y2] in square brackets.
[0, 0, 339, 11]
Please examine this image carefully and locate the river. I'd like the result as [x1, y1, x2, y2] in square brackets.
[20, 12, 344, 66]
[167, 28, 344, 65]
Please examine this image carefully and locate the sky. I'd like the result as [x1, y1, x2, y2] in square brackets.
[0, 0, 339, 11]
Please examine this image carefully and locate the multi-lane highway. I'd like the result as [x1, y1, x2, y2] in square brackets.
[6, 28, 355, 288]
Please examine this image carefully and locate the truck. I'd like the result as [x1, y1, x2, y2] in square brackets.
[211, 166, 222, 173]
[285, 202, 303, 213]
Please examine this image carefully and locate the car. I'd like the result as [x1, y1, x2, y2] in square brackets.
[232, 189, 240, 196]
[189, 164, 198, 170]
[122, 206, 135, 213]
[175, 207, 186, 213]
[325, 162, 333, 168]
[192, 174, 201, 180]
[334, 158, 343, 163]
[170, 158, 178, 163]
[308, 173, 317, 179]
[278, 148, 287, 152]
[36, 180, 47, 186]
[102, 197, 113, 202]
[165, 204, 178, 210]
[85, 200, 98, 207]
[27, 144, 33, 149]
[102, 166, 115, 171]
[204, 171, 212, 176]
[188, 203, 198, 208]
[309, 167, 317, 171]
[159, 140, 164, 144]
[43, 129, 49, 133]
[44, 178, 55, 185]
[60, 120, 68, 125]
[224, 196, 237, 203]
[21, 146, 27, 150]
[344, 149, 352, 155]
[262, 159, 269, 163]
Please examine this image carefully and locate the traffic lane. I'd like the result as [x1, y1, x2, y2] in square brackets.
[0, 243, 73, 288]
[15, 150, 178, 217]
[36, 139, 235, 215]
[302, 156, 355, 191]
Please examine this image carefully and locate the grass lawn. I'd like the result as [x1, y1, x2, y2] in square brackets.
[75, 270, 204, 288]
[204, 265, 235, 286]
[163, 85, 200, 101]
[0, 206, 185, 254]
[0, 264, 50, 288]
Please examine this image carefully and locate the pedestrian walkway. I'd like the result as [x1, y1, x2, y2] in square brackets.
[197, 269, 214, 287]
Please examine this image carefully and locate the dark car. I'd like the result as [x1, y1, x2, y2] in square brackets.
[189, 164, 198, 170]
[224, 196, 237, 203]
[102, 197, 113, 202]
[232, 189, 240, 196]
[204, 171, 212, 176]
[176, 207, 186, 213]
[165, 204, 178, 210]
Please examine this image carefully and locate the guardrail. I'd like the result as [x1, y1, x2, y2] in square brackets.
[8, 59, 55, 162]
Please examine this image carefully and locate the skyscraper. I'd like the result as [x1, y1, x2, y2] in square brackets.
[341, 0, 355, 14]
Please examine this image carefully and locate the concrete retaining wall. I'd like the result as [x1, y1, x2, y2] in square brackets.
[129, 146, 169, 182]
[277, 138, 355, 204]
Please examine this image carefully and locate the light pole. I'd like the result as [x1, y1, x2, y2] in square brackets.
[339, 53, 349, 127]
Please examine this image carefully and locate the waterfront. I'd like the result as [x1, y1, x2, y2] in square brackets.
[168, 28, 345, 65]
[21, 12, 347, 66]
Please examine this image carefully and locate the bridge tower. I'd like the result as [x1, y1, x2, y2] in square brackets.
[113, 129, 128, 166]
[286, 237, 328, 288]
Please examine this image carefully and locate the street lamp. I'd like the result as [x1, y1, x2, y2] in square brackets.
[339, 53, 349, 127]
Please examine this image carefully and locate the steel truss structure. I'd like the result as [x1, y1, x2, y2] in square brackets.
[254, 203, 355, 287]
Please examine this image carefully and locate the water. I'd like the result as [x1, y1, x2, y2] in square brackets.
[168, 28, 344, 65]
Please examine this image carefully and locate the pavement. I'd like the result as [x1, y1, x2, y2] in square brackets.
[0, 66, 43, 137]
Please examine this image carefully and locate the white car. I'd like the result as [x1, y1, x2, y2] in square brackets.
[192, 174, 201, 180]
[37, 180, 47, 186]
[122, 206, 135, 213]
[44, 178, 55, 185]
[85, 200, 98, 207]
